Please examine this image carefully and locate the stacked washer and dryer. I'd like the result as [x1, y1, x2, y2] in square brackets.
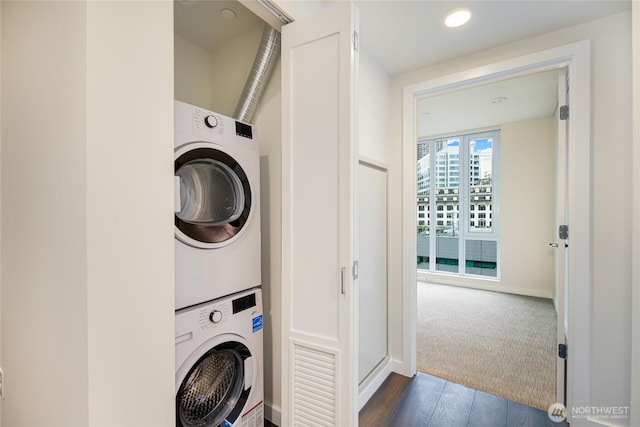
[174, 100, 264, 427]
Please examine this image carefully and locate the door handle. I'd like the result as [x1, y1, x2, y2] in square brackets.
[549, 242, 568, 248]
[340, 267, 346, 295]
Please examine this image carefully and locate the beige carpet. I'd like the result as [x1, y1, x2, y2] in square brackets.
[416, 282, 557, 410]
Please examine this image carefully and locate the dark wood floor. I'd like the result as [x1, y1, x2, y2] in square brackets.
[265, 372, 567, 426]
[359, 372, 568, 427]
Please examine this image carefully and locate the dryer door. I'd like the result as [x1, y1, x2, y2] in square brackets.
[175, 144, 252, 248]
[176, 342, 252, 427]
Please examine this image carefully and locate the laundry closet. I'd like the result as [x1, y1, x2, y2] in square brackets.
[174, 2, 392, 425]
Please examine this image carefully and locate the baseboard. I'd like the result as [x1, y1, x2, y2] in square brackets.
[264, 401, 281, 426]
[389, 358, 414, 378]
[358, 360, 392, 410]
[417, 275, 553, 299]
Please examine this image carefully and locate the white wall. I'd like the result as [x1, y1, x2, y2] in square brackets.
[174, 34, 213, 110]
[391, 11, 633, 419]
[1, 2, 174, 425]
[1, 2, 89, 424]
[253, 56, 283, 423]
[174, 23, 264, 118]
[501, 117, 556, 297]
[359, 48, 391, 162]
[210, 23, 264, 118]
[86, 2, 174, 425]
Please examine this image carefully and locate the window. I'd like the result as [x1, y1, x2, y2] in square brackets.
[416, 130, 500, 278]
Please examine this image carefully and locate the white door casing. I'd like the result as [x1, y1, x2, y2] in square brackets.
[403, 40, 592, 425]
[281, 3, 359, 426]
[555, 68, 569, 407]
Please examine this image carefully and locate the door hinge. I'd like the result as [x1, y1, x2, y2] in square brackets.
[559, 224, 569, 240]
[559, 105, 569, 120]
[353, 30, 359, 53]
[352, 260, 359, 280]
[558, 343, 568, 359]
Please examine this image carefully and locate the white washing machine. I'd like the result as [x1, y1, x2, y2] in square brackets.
[175, 287, 264, 427]
[175, 100, 261, 310]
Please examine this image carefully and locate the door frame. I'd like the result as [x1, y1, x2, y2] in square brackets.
[402, 40, 591, 421]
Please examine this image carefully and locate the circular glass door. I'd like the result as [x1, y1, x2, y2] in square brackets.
[176, 343, 252, 427]
[175, 144, 252, 248]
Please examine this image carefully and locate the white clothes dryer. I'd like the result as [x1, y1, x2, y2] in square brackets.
[175, 287, 264, 427]
[175, 100, 261, 310]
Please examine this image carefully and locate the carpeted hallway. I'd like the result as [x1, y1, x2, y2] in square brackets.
[416, 282, 557, 410]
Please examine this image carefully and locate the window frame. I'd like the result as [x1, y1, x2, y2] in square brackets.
[416, 129, 501, 278]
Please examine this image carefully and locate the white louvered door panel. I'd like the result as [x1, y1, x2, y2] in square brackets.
[292, 343, 337, 426]
[282, 3, 359, 426]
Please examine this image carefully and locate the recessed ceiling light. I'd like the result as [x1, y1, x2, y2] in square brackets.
[445, 8, 471, 28]
[220, 8, 237, 21]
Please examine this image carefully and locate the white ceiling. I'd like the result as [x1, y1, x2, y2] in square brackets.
[175, 0, 630, 73]
[351, 0, 628, 138]
[355, 0, 630, 76]
[174, 0, 630, 137]
[417, 68, 561, 138]
[174, 0, 264, 52]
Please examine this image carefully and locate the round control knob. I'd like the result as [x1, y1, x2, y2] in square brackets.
[209, 310, 223, 323]
[204, 115, 218, 128]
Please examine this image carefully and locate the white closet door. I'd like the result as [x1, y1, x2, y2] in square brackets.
[281, 3, 359, 426]
[358, 161, 388, 384]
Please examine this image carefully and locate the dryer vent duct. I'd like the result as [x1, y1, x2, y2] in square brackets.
[233, 24, 281, 124]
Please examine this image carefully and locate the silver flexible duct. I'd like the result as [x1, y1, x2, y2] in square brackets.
[233, 24, 281, 123]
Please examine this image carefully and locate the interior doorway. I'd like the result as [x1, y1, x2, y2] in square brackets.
[412, 67, 563, 410]
[401, 41, 592, 423]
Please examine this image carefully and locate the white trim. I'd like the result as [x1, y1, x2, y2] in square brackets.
[357, 359, 392, 411]
[417, 277, 553, 300]
[402, 82, 418, 377]
[359, 155, 389, 172]
[402, 40, 592, 424]
[264, 403, 282, 427]
[420, 125, 503, 142]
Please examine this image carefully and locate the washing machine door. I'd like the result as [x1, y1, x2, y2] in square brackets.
[176, 342, 252, 427]
[175, 143, 252, 248]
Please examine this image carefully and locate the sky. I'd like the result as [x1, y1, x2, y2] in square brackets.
[447, 138, 492, 153]
[471, 138, 492, 152]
